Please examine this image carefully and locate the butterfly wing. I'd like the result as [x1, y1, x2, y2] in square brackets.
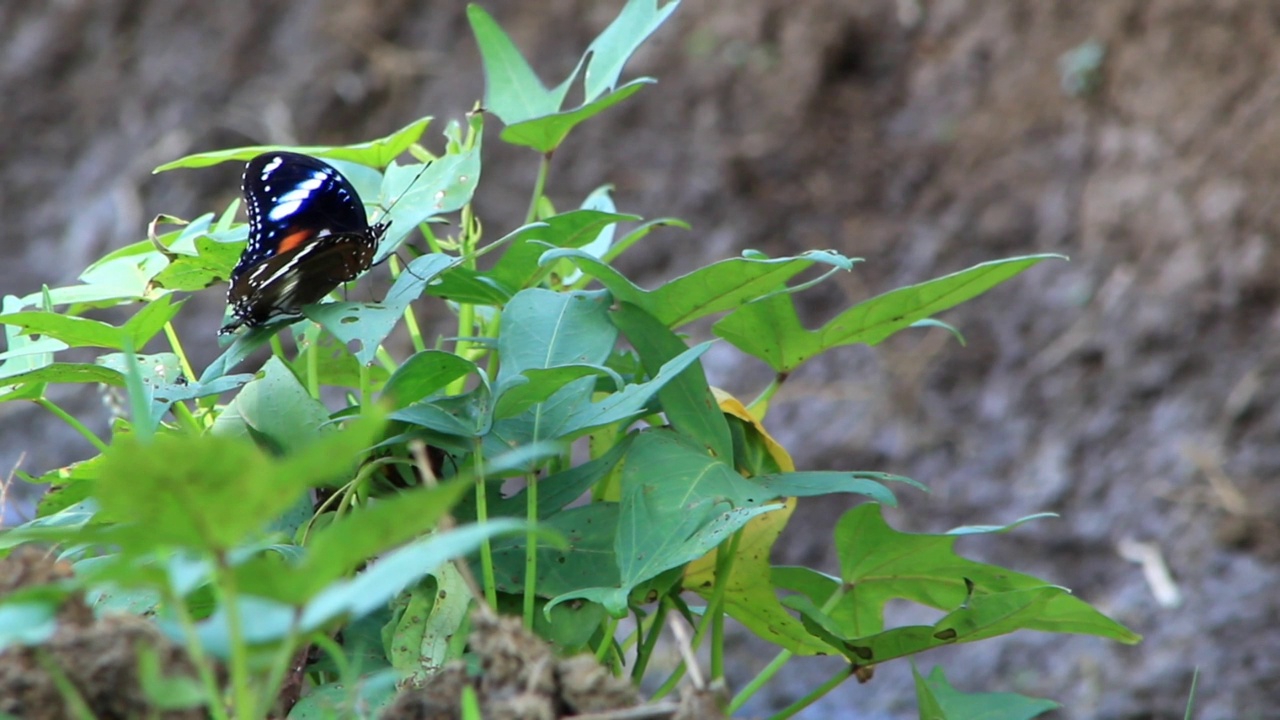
[221, 152, 390, 335]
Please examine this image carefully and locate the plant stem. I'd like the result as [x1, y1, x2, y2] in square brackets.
[473, 438, 498, 609]
[257, 621, 302, 713]
[747, 372, 788, 417]
[595, 614, 620, 664]
[651, 531, 742, 702]
[395, 256, 427, 354]
[376, 346, 398, 374]
[171, 398, 204, 435]
[631, 599, 670, 682]
[708, 529, 744, 681]
[35, 398, 107, 452]
[214, 552, 255, 719]
[358, 362, 372, 411]
[164, 587, 230, 720]
[524, 152, 553, 226]
[728, 583, 849, 714]
[448, 301, 476, 396]
[306, 331, 320, 399]
[163, 321, 197, 383]
[522, 471, 539, 629]
[762, 666, 854, 720]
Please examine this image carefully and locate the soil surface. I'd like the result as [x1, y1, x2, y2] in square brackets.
[2, 1, 1278, 717]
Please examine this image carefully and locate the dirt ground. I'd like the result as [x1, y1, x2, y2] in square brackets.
[2, 1, 1278, 717]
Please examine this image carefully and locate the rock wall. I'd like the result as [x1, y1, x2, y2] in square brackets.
[2, 1, 1277, 716]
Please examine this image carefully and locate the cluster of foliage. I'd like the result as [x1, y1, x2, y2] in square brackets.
[0, 2, 1138, 718]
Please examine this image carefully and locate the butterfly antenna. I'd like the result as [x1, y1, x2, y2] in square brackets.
[371, 155, 435, 226]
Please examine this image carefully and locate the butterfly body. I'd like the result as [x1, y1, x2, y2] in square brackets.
[220, 152, 389, 335]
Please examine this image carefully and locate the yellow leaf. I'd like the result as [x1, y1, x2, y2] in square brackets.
[684, 389, 831, 655]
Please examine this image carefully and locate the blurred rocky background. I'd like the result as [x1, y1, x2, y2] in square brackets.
[2, 1, 1277, 717]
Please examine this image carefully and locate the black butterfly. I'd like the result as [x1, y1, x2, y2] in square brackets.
[220, 152, 390, 335]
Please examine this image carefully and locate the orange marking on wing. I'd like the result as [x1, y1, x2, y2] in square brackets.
[277, 228, 317, 254]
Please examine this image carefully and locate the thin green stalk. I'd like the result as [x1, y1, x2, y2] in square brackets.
[34, 649, 96, 720]
[707, 530, 743, 680]
[170, 399, 204, 435]
[36, 398, 107, 452]
[257, 621, 303, 712]
[388, 256, 427, 354]
[358, 362, 373, 411]
[729, 650, 790, 715]
[214, 551, 256, 719]
[473, 439, 498, 609]
[524, 153, 553, 225]
[651, 531, 743, 701]
[728, 584, 849, 714]
[269, 334, 285, 359]
[631, 599, 670, 682]
[163, 587, 230, 720]
[747, 372, 787, 417]
[522, 471, 539, 628]
[447, 300, 477, 396]
[763, 666, 853, 720]
[306, 332, 320, 399]
[594, 614, 620, 664]
[163, 321, 197, 382]
[375, 346, 398, 374]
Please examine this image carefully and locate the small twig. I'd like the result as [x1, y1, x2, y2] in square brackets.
[565, 703, 682, 720]
[666, 615, 704, 690]
[1117, 537, 1182, 608]
[1182, 443, 1250, 516]
[408, 440, 489, 610]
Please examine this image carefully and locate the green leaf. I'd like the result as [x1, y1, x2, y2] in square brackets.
[390, 396, 488, 440]
[216, 356, 331, 453]
[549, 248, 853, 328]
[0, 602, 58, 650]
[467, 5, 562, 124]
[0, 298, 180, 353]
[549, 430, 787, 615]
[423, 266, 513, 305]
[241, 479, 470, 605]
[97, 351, 247, 433]
[154, 117, 432, 172]
[557, 341, 713, 439]
[490, 503, 619, 597]
[93, 416, 382, 554]
[582, 0, 682, 101]
[382, 351, 479, 408]
[493, 364, 622, 419]
[306, 254, 455, 366]
[25, 252, 168, 309]
[152, 234, 241, 291]
[289, 327, 388, 392]
[913, 665, 1060, 720]
[489, 289, 617, 446]
[377, 117, 484, 260]
[0, 362, 123, 386]
[499, 79, 652, 153]
[301, 520, 525, 630]
[121, 295, 185, 348]
[0, 312, 124, 349]
[822, 255, 1065, 348]
[777, 504, 1141, 660]
[483, 434, 635, 521]
[715, 255, 1063, 372]
[288, 670, 398, 719]
[489, 209, 639, 292]
[495, 289, 620, 385]
[752, 471, 923, 505]
[610, 302, 731, 460]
